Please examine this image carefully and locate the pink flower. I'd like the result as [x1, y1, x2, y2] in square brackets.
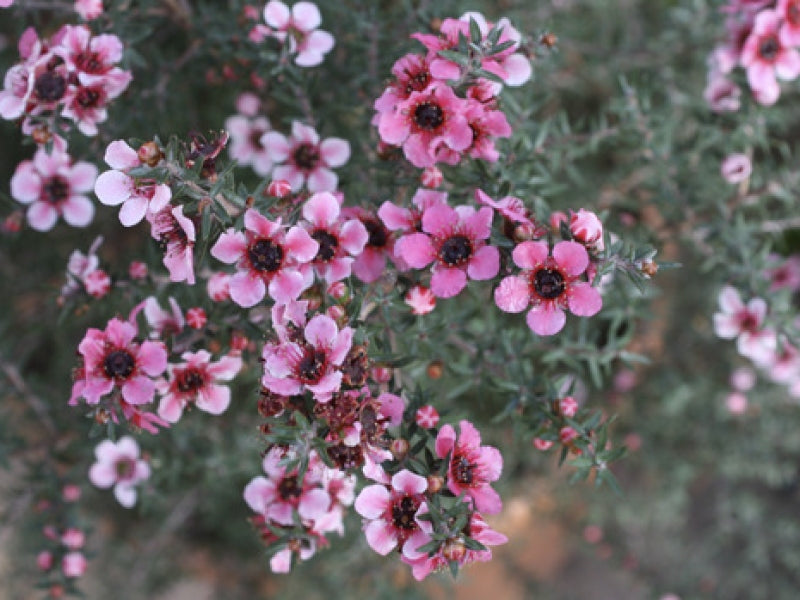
[396, 203, 499, 298]
[299, 192, 368, 283]
[225, 96, 273, 176]
[142, 296, 185, 337]
[378, 188, 448, 237]
[157, 350, 242, 422]
[415, 405, 439, 428]
[726, 392, 748, 415]
[186, 307, 207, 329]
[713, 285, 777, 362]
[766, 254, 800, 292]
[462, 101, 512, 162]
[129, 261, 147, 280]
[211, 208, 318, 307]
[37, 551, 53, 571]
[420, 166, 443, 188]
[84, 269, 111, 298]
[704, 74, 741, 112]
[378, 84, 472, 167]
[343, 206, 394, 283]
[74, 0, 103, 20]
[88, 436, 150, 507]
[740, 9, 800, 105]
[76, 317, 167, 406]
[560, 396, 579, 418]
[721, 153, 752, 184]
[0, 1, 14, 7]
[405, 285, 436, 315]
[94, 140, 171, 226]
[262, 121, 350, 192]
[261, 313, 353, 401]
[10, 147, 96, 232]
[243, 447, 332, 526]
[146, 205, 196, 284]
[61, 528, 85, 550]
[62, 552, 87, 578]
[354, 469, 431, 557]
[206, 272, 232, 302]
[263, 1, 335, 67]
[778, 0, 800, 46]
[435, 420, 503, 514]
[267, 179, 292, 198]
[494, 240, 602, 336]
[560, 426, 578, 444]
[569, 209, 604, 251]
[374, 53, 434, 115]
[60, 236, 103, 298]
[475, 188, 536, 229]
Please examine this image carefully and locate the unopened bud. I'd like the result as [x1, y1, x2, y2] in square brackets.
[426, 475, 444, 494]
[426, 360, 443, 380]
[267, 179, 292, 199]
[442, 539, 466, 563]
[390, 438, 409, 460]
[137, 142, 163, 167]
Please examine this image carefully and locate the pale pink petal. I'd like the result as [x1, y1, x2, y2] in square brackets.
[229, 271, 266, 308]
[211, 230, 247, 264]
[94, 170, 131, 206]
[320, 138, 350, 168]
[501, 53, 532, 86]
[442, 114, 473, 151]
[114, 484, 137, 508]
[479, 445, 503, 481]
[378, 111, 410, 145]
[263, 0, 290, 28]
[526, 304, 566, 336]
[149, 184, 172, 213]
[298, 488, 331, 521]
[118, 195, 149, 227]
[328, 326, 353, 365]
[302, 192, 340, 227]
[68, 162, 99, 193]
[106, 318, 136, 347]
[305, 314, 338, 348]
[270, 549, 292, 573]
[392, 470, 428, 495]
[467, 245, 499, 280]
[553, 241, 589, 276]
[262, 131, 291, 162]
[285, 225, 319, 262]
[291, 121, 320, 145]
[302, 30, 334, 55]
[243, 476, 272, 513]
[26, 203, 58, 232]
[244, 208, 279, 238]
[207, 355, 242, 380]
[138, 341, 167, 376]
[513, 240, 549, 269]
[104, 140, 139, 170]
[305, 371, 343, 399]
[402, 530, 432, 560]
[747, 298, 768, 323]
[353, 248, 386, 282]
[121, 376, 155, 405]
[292, 1, 321, 30]
[339, 219, 369, 254]
[776, 48, 800, 80]
[307, 167, 338, 192]
[10, 164, 41, 203]
[61, 196, 95, 227]
[494, 276, 530, 313]
[268, 269, 307, 302]
[89, 462, 116, 488]
[157, 394, 183, 423]
[568, 282, 602, 317]
[378, 201, 413, 231]
[396, 233, 435, 268]
[429, 58, 462, 80]
[471, 485, 503, 514]
[272, 164, 305, 192]
[196, 384, 230, 415]
[713, 314, 740, 338]
[718, 286, 744, 314]
[431, 267, 467, 298]
[434, 424, 456, 457]
[364, 519, 397, 555]
[403, 133, 434, 167]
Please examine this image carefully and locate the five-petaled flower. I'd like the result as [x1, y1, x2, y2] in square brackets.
[88, 436, 151, 508]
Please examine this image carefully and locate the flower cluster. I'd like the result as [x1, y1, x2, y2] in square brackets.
[0, 25, 132, 136]
[706, 0, 800, 107]
[375, 12, 531, 168]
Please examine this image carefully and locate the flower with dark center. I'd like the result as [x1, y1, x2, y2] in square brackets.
[42, 177, 71, 205]
[413, 102, 444, 130]
[249, 128, 267, 149]
[533, 268, 566, 300]
[438, 234, 472, 266]
[293, 143, 320, 170]
[248, 238, 284, 272]
[298, 348, 327, 383]
[76, 87, 102, 109]
[114, 458, 136, 479]
[176, 368, 206, 393]
[312, 230, 339, 262]
[452, 455, 475, 485]
[365, 219, 388, 248]
[34, 71, 67, 102]
[391, 495, 421, 530]
[278, 476, 303, 500]
[759, 36, 780, 61]
[103, 350, 136, 380]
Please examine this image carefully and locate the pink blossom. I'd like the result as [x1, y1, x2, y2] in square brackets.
[62, 552, 87, 578]
[533, 438, 554, 451]
[764, 340, 800, 383]
[569, 209, 604, 251]
[226, 98, 273, 176]
[778, 0, 800, 46]
[37, 551, 53, 571]
[420, 166, 443, 188]
[262, 121, 350, 192]
[157, 350, 242, 422]
[263, 1, 335, 67]
[299, 192, 368, 283]
[730, 366, 757, 391]
[462, 101, 512, 162]
[405, 285, 436, 315]
[146, 205, 196, 284]
[475, 188, 536, 229]
[62, 484, 81, 502]
[494, 240, 602, 336]
[560, 426, 578, 444]
[119, 399, 170, 434]
[10, 147, 96, 232]
[61, 528, 85, 550]
[415, 405, 439, 428]
[60, 236, 103, 298]
[267, 179, 292, 198]
[354, 469, 431, 557]
[721, 153, 752, 184]
[211, 208, 318, 307]
[84, 269, 111, 298]
[560, 396, 579, 418]
[261, 313, 353, 402]
[435, 420, 503, 514]
[726, 392, 749, 415]
[378, 84, 472, 168]
[713, 285, 777, 362]
[374, 53, 434, 115]
[207, 272, 232, 302]
[186, 307, 207, 329]
[74, 0, 103, 20]
[704, 74, 742, 112]
[343, 206, 394, 283]
[95, 140, 171, 226]
[378, 188, 448, 238]
[396, 203, 499, 299]
[765, 253, 800, 292]
[143, 296, 185, 337]
[88, 436, 150, 508]
[740, 9, 800, 105]
[76, 317, 167, 406]
[129, 261, 148, 280]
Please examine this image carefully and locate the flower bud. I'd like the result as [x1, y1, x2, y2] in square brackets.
[137, 142, 163, 167]
[186, 307, 207, 329]
[569, 209, 604, 250]
[326, 305, 346, 322]
[128, 261, 148, 280]
[442, 539, 466, 563]
[420, 166, 443, 188]
[426, 475, 445, 494]
[533, 438, 553, 451]
[62, 552, 87, 578]
[62, 484, 81, 502]
[37, 551, 53, 571]
[61, 528, 85, 550]
[415, 405, 440, 429]
[559, 396, 579, 418]
[84, 269, 111, 298]
[549, 211, 568, 230]
[559, 426, 578, 444]
[426, 360, 443, 380]
[267, 179, 292, 199]
[326, 281, 348, 300]
[390, 438, 409, 460]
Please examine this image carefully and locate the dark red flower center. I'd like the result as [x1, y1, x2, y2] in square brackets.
[534, 268, 566, 299]
[293, 143, 320, 170]
[452, 455, 476, 486]
[176, 367, 206, 394]
[75, 51, 107, 75]
[739, 311, 759, 332]
[439, 235, 472, 266]
[115, 458, 136, 479]
[248, 238, 284, 272]
[391, 495, 421, 530]
[404, 70, 430, 95]
[103, 350, 136, 379]
[413, 102, 444, 130]
[312, 230, 338, 262]
[35, 71, 67, 102]
[42, 176, 71, 205]
[76, 86, 102, 109]
[278, 475, 303, 500]
[249, 128, 266, 149]
[758, 36, 780, 61]
[789, 2, 800, 26]
[298, 348, 327, 383]
[364, 219, 388, 248]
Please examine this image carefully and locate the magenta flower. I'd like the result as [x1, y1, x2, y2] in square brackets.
[378, 84, 472, 168]
[263, 1, 335, 67]
[353, 469, 431, 557]
[495, 240, 602, 336]
[396, 203, 499, 298]
[262, 121, 349, 192]
[461, 101, 512, 163]
[741, 9, 800, 105]
[94, 140, 171, 226]
[378, 188, 448, 238]
[261, 313, 353, 402]
[157, 350, 242, 422]
[300, 192, 368, 283]
[211, 208, 318, 307]
[713, 285, 777, 362]
[77, 317, 168, 406]
[146, 205, 196, 285]
[10, 147, 96, 232]
[243, 447, 332, 526]
[435, 420, 503, 514]
[88, 436, 150, 508]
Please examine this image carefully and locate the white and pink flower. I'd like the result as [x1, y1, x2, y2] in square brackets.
[263, 1, 335, 67]
[88, 436, 150, 508]
[713, 285, 777, 363]
[740, 9, 800, 105]
[225, 93, 274, 176]
[10, 146, 96, 232]
[146, 205, 196, 285]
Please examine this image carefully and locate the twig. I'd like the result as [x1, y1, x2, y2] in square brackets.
[0, 358, 57, 435]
